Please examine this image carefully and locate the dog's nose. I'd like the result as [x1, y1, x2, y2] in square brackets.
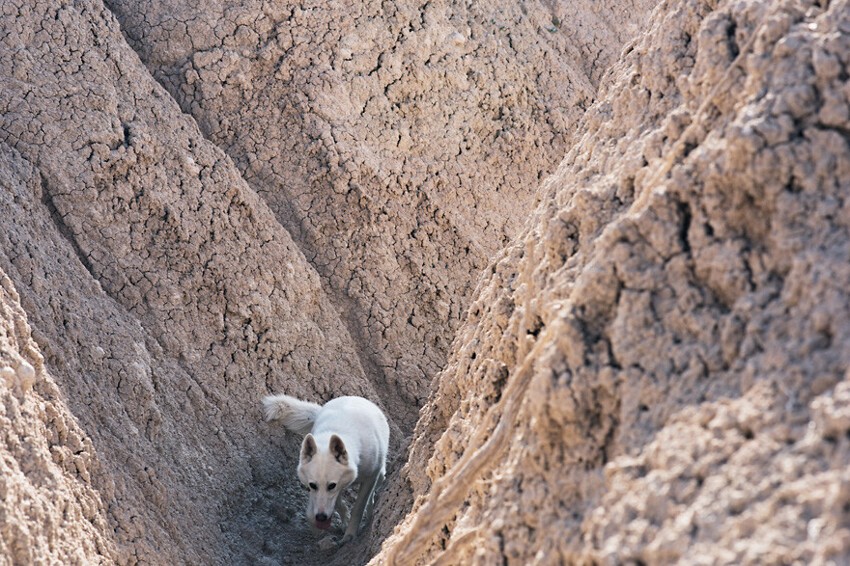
[315, 513, 328, 523]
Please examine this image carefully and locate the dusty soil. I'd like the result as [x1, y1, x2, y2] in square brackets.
[1, 0, 848, 564]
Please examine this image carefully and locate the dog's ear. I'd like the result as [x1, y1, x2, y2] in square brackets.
[301, 434, 317, 462]
[329, 435, 348, 464]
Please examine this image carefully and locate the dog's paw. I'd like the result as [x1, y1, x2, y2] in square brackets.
[317, 535, 339, 551]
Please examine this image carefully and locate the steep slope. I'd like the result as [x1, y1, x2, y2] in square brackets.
[0, 1, 386, 563]
[376, 0, 850, 563]
[4, 0, 848, 563]
[103, 0, 654, 428]
[2, 0, 657, 562]
[0, 245, 113, 564]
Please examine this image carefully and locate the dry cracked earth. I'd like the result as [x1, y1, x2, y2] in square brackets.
[1, 0, 849, 564]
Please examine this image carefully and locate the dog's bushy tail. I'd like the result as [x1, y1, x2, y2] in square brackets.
[262, 394, 321, 435]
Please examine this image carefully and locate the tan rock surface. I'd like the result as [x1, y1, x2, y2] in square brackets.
[1, 1, 386, 563]
[0, 262, 113, 564]
[377, 0, 850, 563]
[103, 0, 652, 429]
[1, 0, 849, 564]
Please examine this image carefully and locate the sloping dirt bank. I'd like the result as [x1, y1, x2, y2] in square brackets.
[375, 0, 850, 563]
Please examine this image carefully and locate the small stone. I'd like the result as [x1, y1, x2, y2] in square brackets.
[1, 366, 15, 386]
[17, 361, 36, 391]
[448, 31, 466, 47]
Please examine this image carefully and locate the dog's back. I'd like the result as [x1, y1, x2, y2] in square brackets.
[313, 396, 389, 477]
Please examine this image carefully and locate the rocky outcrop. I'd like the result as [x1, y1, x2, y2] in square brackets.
[0, 257, 113, 564]
[2, 0, 645, 562]
[377, 0, 850, 563]
[1, 1, 383, 563]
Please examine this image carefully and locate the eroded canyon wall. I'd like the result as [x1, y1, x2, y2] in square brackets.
[1, 1, 383, 563]
[1, 0, 647, 563]
[377, 0, 850, 563]
[2, 0, 849, 564]
[102, 0, 652, 428]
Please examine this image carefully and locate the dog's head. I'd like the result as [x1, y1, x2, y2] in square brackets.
[297, 433, 357, 530]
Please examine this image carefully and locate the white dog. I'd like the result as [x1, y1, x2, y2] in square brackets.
[262, 394, 389, 547]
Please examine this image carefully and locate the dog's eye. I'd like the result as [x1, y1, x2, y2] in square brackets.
[308, 482, 318, 491]
[327, 483, 336, 490]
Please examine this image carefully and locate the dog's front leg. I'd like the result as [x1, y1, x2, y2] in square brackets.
[335, 496, 350, 527]
[340, 472, 379, 545]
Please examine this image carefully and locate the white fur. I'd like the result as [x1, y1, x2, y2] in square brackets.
[263, 394, 389, 547]
[262, 394, 321, 434]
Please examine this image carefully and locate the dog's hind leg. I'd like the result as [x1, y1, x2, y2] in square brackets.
[363, 468, 385, 526]
[340, 472, 379, 545]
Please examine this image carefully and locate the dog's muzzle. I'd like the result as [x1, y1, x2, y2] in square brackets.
[314, 513, 331, 530]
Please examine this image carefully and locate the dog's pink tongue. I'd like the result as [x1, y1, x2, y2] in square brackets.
[315, 519, 332, 530]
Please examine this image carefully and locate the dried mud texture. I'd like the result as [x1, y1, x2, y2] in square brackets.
[3, 0, 849, 564]
[0, 265, 113, 565]
[103, 0, 653, 428]
[377, 0, 850, 563]
[1, 1, 394, 564]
